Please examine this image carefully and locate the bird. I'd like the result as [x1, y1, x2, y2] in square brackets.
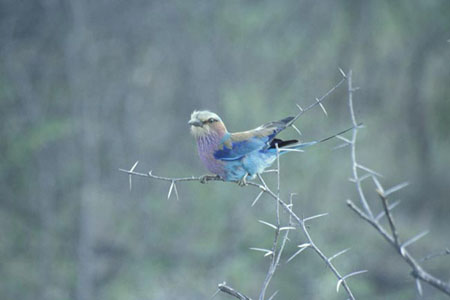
[188, 110, 353, 185]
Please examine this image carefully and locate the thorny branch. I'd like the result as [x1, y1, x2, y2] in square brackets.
[287, 68, 347, 126]
[344, 70, 450, 297]
[120, 71, 367, 300]
[216, 282, 252, 300]
[120, 165, 363, 300]
[258, 145, 292, 300]
[120, 162, 364, 299]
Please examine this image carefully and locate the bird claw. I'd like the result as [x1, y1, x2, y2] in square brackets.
[238, 180, 247, 187]
[237, 174, 248, 186]
[200, 174, 220, 184]
[200, 175, 210, 184]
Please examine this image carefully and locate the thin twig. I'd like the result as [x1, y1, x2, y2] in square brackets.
[218, 282, 252, 300]
[347, 70, 374, 218]
[258, 144, 284, 300]
[287, 72, 346, 127]
[374, 200, 401, 222]
[377, 190, 400, 246]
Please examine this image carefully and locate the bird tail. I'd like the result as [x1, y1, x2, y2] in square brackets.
[279, 124, 360, 153]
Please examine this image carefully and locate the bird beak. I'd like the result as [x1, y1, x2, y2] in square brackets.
[188, 119, 203, 127]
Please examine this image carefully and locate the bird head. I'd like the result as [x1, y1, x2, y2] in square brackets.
[189, 110, 227, 138]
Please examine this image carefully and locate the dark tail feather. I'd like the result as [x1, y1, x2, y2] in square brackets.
[279, 116, 295, 125]
[280, 123, 361, 151]
[317, 124, 361, 143]
[269, 138, 298, 149]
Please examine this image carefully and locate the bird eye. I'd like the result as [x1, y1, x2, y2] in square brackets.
[208, 118, 216, 123]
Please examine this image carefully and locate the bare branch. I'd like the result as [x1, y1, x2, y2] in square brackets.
[371, 176, 384, 195]
[119, 166, 215, 183]
[349, 198, 450, 295]
[258, 144, 284, 300]
[347, 70, 373, 218]
[288, 71, 346, 126]
[346, 200, 371, 222]
[218, 282, 252, 300]
[377, 191, 400, 246]
[345, 69, 450, 297]
[374, 200, 402, 222]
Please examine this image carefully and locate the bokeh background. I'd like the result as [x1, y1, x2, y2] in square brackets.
[1, 1, 449, 299]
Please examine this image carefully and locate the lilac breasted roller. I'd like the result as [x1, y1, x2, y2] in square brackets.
[188, 110, 352, 185]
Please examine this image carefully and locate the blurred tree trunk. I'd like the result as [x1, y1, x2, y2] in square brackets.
[37, 150, 55, 299]
[15, 45, 56, 300]
[406, 27, 446, 177]
[66, 1, 99, 300]
[407, 42, 429, 174]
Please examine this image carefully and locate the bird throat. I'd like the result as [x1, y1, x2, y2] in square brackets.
[197, 133, 222, 154]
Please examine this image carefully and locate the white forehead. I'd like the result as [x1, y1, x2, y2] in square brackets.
[191, 110, 221, 121]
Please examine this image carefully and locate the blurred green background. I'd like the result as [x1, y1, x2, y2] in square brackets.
[1, 1, 449, 299]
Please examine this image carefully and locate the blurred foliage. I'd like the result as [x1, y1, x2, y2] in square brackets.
[1, 0, 450, 299]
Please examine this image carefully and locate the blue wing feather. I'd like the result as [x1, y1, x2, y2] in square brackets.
[214, 137, 268, 161]
[214, 116, 294, 161]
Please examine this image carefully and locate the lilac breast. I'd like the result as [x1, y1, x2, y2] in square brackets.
[196, 134, 225, 177]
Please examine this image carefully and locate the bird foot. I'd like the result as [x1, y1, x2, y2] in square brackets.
[237, 174, 248, 187]
[200, 174, 220, 184]
[237, 180, 247, 187]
